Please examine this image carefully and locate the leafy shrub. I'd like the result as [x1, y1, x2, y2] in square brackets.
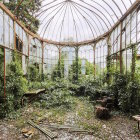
[28, 82, 43, 90]
[0, 48, 4, 97]
[118, 78, 140, 113]
[36, 88, 74, 109]
[127, 80, 140, 112]
[51, 58, 64, 81]
[109, 72, 140, 113]
[28, 64, 41, 82]
[42, 79, 79, 95]
[109, 72, 128, 108]
[28, 80, 58, 91]
[85, 60, 94, 75]
[0, 57, 28, 118]
[0, 65, 4, 95]
[30, 79, 77, 109]
[6, 59, 28, 109]
[77, 76, 108, 100]
[69, 59, 81, 82]
[0, 95, 14, 118]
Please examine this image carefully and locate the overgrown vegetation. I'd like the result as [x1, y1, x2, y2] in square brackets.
[6, 57, 28, 109]
[1, 43, 140, 119]
[69, 58, 82, 82]
[108, 44, 140, 113]
[28, 64, 40, 82]
[0, 53, 28, 118]
[36, 88, 75, 109]
[4, 0, 41, 33]
[74, 43, 140, 114]
[0, 48, 4, 96]
[51, 57, 64, 81]
[109, 72, 140, 113]
[77, 76, 107, 100]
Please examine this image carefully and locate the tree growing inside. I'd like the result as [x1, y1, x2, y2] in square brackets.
[4, 0, 41, 33]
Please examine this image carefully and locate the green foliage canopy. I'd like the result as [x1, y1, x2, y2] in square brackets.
[4, 0, 41, 33]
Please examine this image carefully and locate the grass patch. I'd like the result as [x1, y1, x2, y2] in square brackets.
[79, 121, 101, 133]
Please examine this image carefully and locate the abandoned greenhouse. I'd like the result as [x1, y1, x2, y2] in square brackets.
[0, 0, 140, 139]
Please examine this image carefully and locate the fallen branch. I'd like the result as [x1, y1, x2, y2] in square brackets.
[44, 124, 93, 134]
[45, 124, 80, 129]
[68, 128, 92, 133]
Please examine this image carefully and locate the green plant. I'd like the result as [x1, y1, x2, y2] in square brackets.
[28, 64, 41, 82]
[107, 43, 140, 113]
[4, 0, 41, 33]
[51, 58, 64, 81]
[80, 122, 100, 133]
[85, 60, 94, 75]
[109, 72, 128, 109]
[6, 55, 28, 109]
[29, 79, 78, 109]
[125, 78, 140, 112]
[77, 76, 108, 101]
[0, 48, 4, 95]
[0, 53, 28, 118]
[36, 88, 75, 109]
[69, 58, 82, 82]
[109, 71, 140, 113]
[28, 82, 42, 90]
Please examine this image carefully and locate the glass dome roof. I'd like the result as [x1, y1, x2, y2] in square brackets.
[36, 0, 136, 43]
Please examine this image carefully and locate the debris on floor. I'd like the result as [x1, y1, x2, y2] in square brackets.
[0, 97, 139, 140]
[21, 128, 35, 138]
[28, 120, 57, 139]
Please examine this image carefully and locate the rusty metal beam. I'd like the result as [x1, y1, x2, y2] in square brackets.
[120, 22, 123, 73]
[39, 0, 140, 46]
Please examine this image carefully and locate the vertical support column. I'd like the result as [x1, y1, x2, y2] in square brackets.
[58, 46, 61, 78]
[14, 20, 16, 51]
[42, 41, 44, 80]
[136, 9, 138, 43]
[28, 35, 30, 59]
[120, 22, 123, 73]
[27, 35, 30, 82]
[130, 10, 138, 79]
[107, 35, 112, 85]
[3, 11, 6, 97]
[59, 46, 61, 63]
[131, 44, 137, 80]
[93, 44, 96, 78]
[125, 19, 127, 75]
[4, 47, 6, 97]
[13, 18, 17, 65]
[75, 46, 79, 82]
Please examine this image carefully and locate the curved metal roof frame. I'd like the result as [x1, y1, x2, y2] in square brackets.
[13, 0, 138, 46]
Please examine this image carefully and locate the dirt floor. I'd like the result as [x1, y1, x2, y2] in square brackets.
[0, 97, 139, 140]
